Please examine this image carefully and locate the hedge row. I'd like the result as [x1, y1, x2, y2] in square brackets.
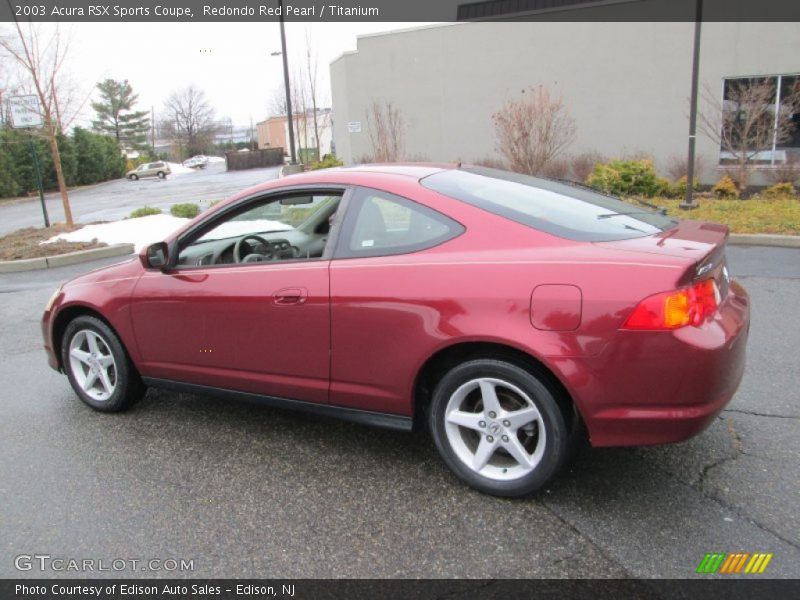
[0, 126, 127, 199]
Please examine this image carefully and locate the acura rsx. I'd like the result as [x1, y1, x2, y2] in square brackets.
[42, 165, 750, 496]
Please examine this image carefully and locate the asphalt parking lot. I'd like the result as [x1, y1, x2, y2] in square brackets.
[0, 162, 281, 236]
[0, 245, 798, 579]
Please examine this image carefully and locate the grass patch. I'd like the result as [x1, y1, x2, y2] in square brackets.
[129, 206, 162, 218]
[637, 194, 800, 235]
[170, 203, 200, 219]
[0, 224, 106, 261]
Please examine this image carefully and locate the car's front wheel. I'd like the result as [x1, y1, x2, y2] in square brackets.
[429, 359, 568, 497]
[61, 316, 144, 412]
[157, 171, 166, 179]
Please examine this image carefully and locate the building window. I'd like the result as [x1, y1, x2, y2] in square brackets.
[719, 74, 800, 165]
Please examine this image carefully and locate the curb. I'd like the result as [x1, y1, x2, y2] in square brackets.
[728, 234, 800, 248]
[0, 243, 135, 273]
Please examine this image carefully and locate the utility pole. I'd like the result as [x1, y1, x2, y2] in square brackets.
[278, 0, 297, 165]
[151, 106, 155, 156]
[250, 114, 256, 150]
[681, 0, 703, 210]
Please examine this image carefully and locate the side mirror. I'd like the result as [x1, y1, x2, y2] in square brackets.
[143, 242, 169, 269]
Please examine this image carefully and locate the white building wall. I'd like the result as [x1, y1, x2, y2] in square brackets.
[330, 21, 800, 183]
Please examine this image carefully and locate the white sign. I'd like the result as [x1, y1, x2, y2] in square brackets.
[347, 121, 362, 133]
[8, 95, 43, 128]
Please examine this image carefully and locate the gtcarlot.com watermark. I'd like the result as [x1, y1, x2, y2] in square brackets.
[14, 554, 194, 573]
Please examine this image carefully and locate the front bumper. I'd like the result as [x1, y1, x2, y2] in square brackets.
[557, 280, 750, 447]
[42, 307, 60, 372]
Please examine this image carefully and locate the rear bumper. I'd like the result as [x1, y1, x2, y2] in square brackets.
[557, 280, 750, 447]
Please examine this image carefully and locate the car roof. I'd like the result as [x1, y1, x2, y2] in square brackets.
[333, 163, 454, 178]
[219, 163, 457, 204]
[280, 163, 456, 183]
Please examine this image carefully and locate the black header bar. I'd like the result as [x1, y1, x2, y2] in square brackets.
[3, 579, 800, 600]
[1, 0, 799, 22]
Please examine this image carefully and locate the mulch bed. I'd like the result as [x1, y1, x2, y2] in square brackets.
[0, 224, 106, 261]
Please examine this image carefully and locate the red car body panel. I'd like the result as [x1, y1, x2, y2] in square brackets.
[42, 165, 750, 447]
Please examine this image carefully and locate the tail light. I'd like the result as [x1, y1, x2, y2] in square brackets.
[622, 279, 720, 330]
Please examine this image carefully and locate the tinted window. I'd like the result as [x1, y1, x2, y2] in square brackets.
[336, 188, 463, 258]
[421, 167, 676, 242]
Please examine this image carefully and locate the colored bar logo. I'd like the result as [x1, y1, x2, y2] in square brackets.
[696, 552, 773, 574]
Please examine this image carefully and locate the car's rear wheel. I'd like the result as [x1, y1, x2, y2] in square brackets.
[129, 174, 138, 180]
[61, 316, 144, 412]
[157, 171, 166, 179]
[429, 359, 568, 497]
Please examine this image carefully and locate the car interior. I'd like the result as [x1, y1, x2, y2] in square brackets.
[176, 193, 342, 267]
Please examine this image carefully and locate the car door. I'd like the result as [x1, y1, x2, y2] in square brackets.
[130, 189, 345, 404]
[329, 186, 465, 415]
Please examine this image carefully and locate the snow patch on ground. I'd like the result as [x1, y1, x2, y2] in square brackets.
[207, 156, 225, 163]
[44, 214, 190, 252]
[165, 162, 196, 176]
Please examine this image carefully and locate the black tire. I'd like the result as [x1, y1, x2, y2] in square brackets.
[157, 171, 166, 179]
[129, 174, 138, 180]
[429, 359, 568, 497]
[61, 315, 145, 413]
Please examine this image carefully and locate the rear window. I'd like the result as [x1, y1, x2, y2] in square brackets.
[421, 167, 677, 242]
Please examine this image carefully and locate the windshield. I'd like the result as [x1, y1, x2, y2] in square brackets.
[421, 167, 676, 242]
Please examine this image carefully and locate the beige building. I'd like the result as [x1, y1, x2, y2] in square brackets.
[256, 109, 334, 162]
[256, 116, 288, 151]
[330, 19, 800, 184]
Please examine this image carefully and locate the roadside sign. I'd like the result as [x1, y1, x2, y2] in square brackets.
[8, 95, 43, 128]
[8, 95, 49, 226]
[347, 121, 362, 133]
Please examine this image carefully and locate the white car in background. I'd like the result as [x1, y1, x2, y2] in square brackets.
[183, 155, 209, 169]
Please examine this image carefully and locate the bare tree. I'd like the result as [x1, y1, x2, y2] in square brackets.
[292, 67, 310, 158]
[366, 100, 405, 162]
[492, 85, 576, 176]
[665, 153, 705, 183]
[163, 85, 218, 159]
[568, 152, 607, 183]
[1, 23, 77, 226]
[268, 85, 288, 118]
[766, 155, 800, 185]
[302, 29, 329, 160]
[268, 83, 302, 159]
[699, 78, 800, 190]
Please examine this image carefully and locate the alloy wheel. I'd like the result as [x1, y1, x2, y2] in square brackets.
[443, 377, 547, 481]
[68, 329, 117, 402]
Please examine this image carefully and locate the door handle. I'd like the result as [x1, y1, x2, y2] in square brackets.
[273, 287, 308, 305]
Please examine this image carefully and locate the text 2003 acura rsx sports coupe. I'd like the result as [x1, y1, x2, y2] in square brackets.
[42, 165, 750, 496]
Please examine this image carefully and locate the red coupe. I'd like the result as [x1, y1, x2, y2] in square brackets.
[42, 165, 750, 496]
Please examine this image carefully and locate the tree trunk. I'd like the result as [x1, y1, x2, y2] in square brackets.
[47, 119, 73, 227]
[738, 156, 749, 193]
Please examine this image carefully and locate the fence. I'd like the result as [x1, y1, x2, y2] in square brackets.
[225, 147, 285, 171]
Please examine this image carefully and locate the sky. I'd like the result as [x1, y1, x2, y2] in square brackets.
[52, 22, 436, 130]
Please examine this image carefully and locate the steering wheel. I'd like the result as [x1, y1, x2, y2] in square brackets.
[233, 234, 274, 263]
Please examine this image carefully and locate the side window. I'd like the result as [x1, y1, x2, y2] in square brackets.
[336, 188, 463, 258]
[176, 192, 342, 267]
